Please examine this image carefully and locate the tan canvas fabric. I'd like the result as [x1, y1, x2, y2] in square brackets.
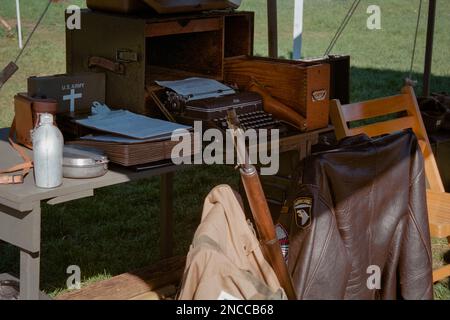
[178, 184, 286, 300]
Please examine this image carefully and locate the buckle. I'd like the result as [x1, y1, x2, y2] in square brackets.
[11, 174, 23, 184]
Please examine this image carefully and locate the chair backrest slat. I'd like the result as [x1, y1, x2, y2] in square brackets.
[348, 116, 415, 138]
[341, 94, 408, 122]
[330, 85, 445, 193]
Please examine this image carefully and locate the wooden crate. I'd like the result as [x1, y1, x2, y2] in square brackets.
[224, 56, 331, 131]
[67, 10, 254, 115]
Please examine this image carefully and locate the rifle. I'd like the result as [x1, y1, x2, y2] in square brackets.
[226, 109, 297, 300]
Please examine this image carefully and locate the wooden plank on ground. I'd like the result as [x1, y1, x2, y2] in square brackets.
[0, 16, 12, 32]
[57, 256, 186, 300]
[130, 285, 177, 300]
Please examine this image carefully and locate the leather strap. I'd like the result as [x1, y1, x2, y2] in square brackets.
[0, 61, 19, 91]
[88, 56, 125, 74]
[0, 119, 33, 185]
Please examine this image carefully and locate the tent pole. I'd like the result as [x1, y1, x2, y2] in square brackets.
[293, 0, 304, 60]
[423, 0, 437, 96]
[267, 0, 278, 58]
[16, 0, 23, 49]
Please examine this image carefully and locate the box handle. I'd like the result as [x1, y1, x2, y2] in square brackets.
[88, 56, 125, 75]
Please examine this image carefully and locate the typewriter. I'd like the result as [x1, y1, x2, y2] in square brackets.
[161, 90, 287, 133]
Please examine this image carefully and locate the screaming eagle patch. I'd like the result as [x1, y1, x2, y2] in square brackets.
[293, 197, 312, 228]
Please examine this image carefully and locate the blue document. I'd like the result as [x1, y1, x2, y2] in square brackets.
[75, 102, 191, 140]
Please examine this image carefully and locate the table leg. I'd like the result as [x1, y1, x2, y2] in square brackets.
[298, 139, 307, 160]
[298, 133, 320, 160]
[160, 172, 174, 259]
[19, 250, 40, 300]
[0, 202, 41, 300]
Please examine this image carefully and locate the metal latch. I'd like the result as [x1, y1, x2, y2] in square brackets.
[312, 89, 327, 102]
[116, 49, 138, 63]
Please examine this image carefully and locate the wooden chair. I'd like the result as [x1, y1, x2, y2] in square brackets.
[330, 85, 450, 282]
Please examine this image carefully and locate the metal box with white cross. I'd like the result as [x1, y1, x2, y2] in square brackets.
[27, 72, 106, 114]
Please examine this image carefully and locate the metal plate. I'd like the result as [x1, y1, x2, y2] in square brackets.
[63, 145, 109, 178]
[0, 280, 19, 300]
[63, 145, 107, 166]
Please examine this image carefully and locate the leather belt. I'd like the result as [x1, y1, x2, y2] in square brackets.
[0, 119, 33, 185]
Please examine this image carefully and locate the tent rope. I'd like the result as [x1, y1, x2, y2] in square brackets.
[14, 0, 52, 64]
[324, 0, 361, 56]
[407, 0, 423, 83]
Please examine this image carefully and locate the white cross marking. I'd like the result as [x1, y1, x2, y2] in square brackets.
[63, 89, 82, 112]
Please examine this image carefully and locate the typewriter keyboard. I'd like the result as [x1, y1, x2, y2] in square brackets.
[213, 110, 283, 131]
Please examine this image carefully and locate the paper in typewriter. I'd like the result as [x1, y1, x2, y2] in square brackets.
[156, 77, 235, 101]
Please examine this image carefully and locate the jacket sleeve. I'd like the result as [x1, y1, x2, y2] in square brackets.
[288, 184, 351, 299]
[398, 147, 434, 300]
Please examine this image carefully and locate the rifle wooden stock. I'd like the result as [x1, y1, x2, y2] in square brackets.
[227, 109, 296, 300]
[248, 81, 307, 132]
[240, 167, 297, 300]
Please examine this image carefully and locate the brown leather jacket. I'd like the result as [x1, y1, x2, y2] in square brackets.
[287, 131, 433, 300]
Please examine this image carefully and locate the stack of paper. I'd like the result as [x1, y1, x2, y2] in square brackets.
[69, 103, 194, 166]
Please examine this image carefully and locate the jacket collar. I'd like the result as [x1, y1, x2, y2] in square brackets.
[339, 133, 371, 147]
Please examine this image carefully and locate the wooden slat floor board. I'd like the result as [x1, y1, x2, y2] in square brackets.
[57, 256, 186, 300]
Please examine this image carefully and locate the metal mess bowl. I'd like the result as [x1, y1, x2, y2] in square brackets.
[0, 280, 19, 300]
[63, 145, 109, 179]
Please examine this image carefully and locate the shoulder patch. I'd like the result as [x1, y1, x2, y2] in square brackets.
[293, 197, 312, 228]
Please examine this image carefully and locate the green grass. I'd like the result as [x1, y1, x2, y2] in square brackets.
[0, 0, 449, 299]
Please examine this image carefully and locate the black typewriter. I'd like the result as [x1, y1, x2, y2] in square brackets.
[164, 91, 287, 133]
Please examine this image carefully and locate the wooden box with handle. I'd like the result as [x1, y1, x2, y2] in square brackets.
[66, 9, 254, 115]
[67, 9, 344, 132]
[224, 56, 331, 131]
